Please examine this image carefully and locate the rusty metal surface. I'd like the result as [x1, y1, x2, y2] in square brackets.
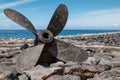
[4, 9, 37, 35]
[16, 44, 44, 73]
[47, 4, 68, 37]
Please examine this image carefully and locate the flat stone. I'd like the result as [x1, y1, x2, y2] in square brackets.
[81, 64, 98, 71]
[65, 61, 78, 66]
[50, 61, 65, 67]
[98, 58, 112, 66]
[81, 64, 111, 72]
[82, 57, 97, 65]
[47, 75, 64, 80]
[63, 75, 81, 80]
[64, 65, 81, 73]
[73, 72, 86, 80]
[111, 58, 120, 67]
[47, 75, 81, 80]
[25, 65, 64, 80]
[110, 51, 120, 58]
[18, 74, 29, 80]
[0, 70, 18, 80]
[88, 69, 120, 80]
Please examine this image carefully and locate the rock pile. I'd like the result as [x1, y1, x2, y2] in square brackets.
[57, 32, 120, 46]
[0, 48, 120, 80]
[0, 32, 120, 80]
[0, 38, 34, 47]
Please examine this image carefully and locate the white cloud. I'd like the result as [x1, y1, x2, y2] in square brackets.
[113, 23, 120, 26]
[84, 8, 120, 15]
[67, 8, 120, 29]
[0, 0, 34, 9]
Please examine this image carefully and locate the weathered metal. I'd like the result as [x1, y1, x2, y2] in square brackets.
[4, 9, 37, 35]
[16, 44, 45, 73]
[47, 4, 68, 37]
[4, 4, 88, 74]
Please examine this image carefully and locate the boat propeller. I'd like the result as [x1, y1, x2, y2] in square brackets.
[4, 4, 88, 74]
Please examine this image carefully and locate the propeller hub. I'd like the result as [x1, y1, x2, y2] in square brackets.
[39, 30, 53, 43]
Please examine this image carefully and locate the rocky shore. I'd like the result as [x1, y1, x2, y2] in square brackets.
[0, 32, 120, 80]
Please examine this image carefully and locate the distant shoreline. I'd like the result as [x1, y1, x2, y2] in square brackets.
[0, 31, 120, 39]
[0, 29, 120, 39]
[57, 31, 120, 38]
[0, 32, 120, 48]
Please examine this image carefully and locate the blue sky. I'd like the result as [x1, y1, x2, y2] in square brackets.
[0, 0, 120, 30]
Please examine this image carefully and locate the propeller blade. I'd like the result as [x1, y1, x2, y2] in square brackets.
[37, 39, 58, 63]
[16, 44, 45, 74]
[46, 39, 88, 63]
[47, 4, 68, 36]
[4, 9, 37, 35]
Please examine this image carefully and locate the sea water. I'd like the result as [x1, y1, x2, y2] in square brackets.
[0, 30, 119, 38]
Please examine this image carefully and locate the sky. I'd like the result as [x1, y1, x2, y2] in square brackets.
[0, 0, 120, 30]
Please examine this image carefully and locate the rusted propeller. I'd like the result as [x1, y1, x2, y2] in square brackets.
[4, 4, 88, 74]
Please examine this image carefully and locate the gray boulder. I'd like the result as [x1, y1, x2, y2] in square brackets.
[88, 69, 120, 80]
[18, 74, 29, 80]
